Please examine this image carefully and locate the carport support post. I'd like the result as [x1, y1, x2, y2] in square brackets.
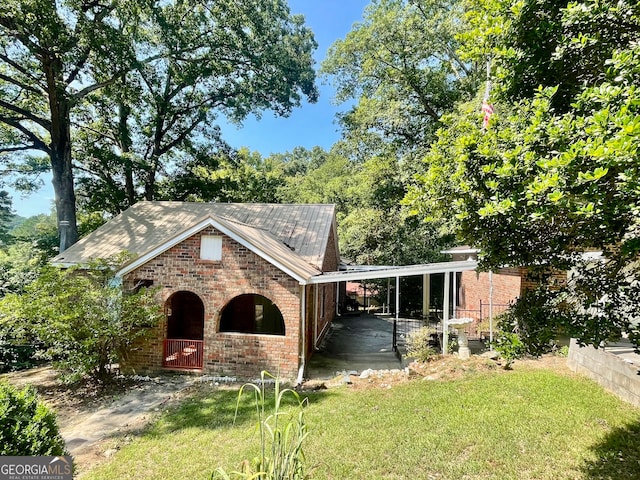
[393, 275, 400, 351]
[422, 274, 430, 320]
[443, 271, 450, 354]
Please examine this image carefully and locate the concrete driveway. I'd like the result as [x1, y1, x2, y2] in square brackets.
[305, 313, 402, 379]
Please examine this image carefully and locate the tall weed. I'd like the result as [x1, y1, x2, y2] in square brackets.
[212, 371, 311, 480]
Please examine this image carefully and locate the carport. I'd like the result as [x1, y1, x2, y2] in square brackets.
[306, 259, 487, 372]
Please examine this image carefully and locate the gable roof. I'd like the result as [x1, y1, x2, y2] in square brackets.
[52, 201, 337, 284]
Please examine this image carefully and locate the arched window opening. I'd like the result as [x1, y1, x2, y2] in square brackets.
[166, 291, 205, 340]
[220, 294, 285, 336]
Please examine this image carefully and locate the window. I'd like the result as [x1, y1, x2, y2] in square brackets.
[200, 235, 222, 261]
[220, 294, 285, 335]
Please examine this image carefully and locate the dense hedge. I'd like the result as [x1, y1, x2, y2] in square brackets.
[0, 382, 67, 455]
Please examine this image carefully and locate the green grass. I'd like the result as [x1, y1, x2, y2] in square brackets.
[84, 367, 640, 480]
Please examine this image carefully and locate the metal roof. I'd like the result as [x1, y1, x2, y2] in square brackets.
[52, 202, 336, 282]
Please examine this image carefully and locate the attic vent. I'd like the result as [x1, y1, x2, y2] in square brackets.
[200, 235, 222, 261]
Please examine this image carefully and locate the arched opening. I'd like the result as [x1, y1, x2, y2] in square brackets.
[220, 294, 285, 336]
[166, 291, 204, 340]
[164, 291, 204, 369]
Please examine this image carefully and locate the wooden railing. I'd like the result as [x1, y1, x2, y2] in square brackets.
[163, 339, 203, 369]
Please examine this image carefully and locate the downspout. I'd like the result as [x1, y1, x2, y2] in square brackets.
[297, 284, 306, 385]
[314, 285, 319, 347]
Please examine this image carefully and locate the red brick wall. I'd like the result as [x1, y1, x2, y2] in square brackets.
[122, 226, 302, 379]
[458, 268, 522, 313]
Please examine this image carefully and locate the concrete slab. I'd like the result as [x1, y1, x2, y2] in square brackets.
[305, 314, 402, 380]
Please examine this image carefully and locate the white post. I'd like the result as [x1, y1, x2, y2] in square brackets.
[422, 274, 430, 320]
[387, 278, 391, 314]
[336, 282, 340, 317]
[453, 271, 458, 316]
[297, 285, 307, 385]
[314, 285, 319, 347]
[443, 271, 450, 354]
[395, 276, 400, 320]
[489, 270, 494, 350]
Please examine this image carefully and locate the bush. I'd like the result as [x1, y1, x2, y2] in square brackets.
[0, 382, 67, 455]
[496, 287, 569, 357]
[406, 326, 439, 362]
[493, 331, 526, 369]
[0, 256, 164, 382]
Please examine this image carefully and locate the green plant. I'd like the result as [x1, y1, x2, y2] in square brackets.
[0, 255, 164, 382]
[212, 371, 311, 480]
[555, 345, 569, 357]
[493, 331, 526, 369]
[0, 382, 67, 455]
[406, 326, 439, 362]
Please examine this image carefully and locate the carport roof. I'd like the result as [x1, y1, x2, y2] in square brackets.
[306, 260, 478, 284]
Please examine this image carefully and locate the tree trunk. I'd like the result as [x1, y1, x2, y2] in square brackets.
[118, 103, 136, 208]
[46, 57, 78, 250]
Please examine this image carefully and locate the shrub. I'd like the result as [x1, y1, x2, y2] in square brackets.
[493, 331, 526, 369]
[212, 371, 311, 480]
[0, 255, 164, 382]
[406, 326, 439, 362]
[496, 287, 570, 357]
[0, 382, 67, 456]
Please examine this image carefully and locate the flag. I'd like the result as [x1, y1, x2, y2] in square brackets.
[482, 100, 494, 129]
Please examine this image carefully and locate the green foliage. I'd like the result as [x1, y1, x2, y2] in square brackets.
[212, 371, 311, 480]
[0, 382, 66, 456]
[493, 331, 525, 369]
[74, 0, 318, 215]
[494, 286, 570, 358]
[322, 0, 477, 150]
[406, 326, 439, 362]
[0, 256, 164, 382]
[409, 0, 640, 351]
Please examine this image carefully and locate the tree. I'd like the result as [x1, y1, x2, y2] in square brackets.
[74, 0, 317, 215]
[0, 257, 164, 381]
[0, 0, 149, 248]
[322, 0, 477, 156]
[409, 0, 640, 350]
[319, 0, 474, 266]
[1, 1, 318, 247]
[162, 148, 287, 204]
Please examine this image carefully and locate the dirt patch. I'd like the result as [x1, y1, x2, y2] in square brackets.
[302, 354, 572, 391]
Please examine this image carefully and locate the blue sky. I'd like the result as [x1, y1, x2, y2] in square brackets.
[11, 0, 370, 218]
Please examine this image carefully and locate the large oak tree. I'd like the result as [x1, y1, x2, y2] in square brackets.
[0, 0, 317, 246]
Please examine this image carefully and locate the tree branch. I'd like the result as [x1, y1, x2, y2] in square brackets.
[0, 52, 46, 92]
[0, 116, 50, 154]
[0, 98, 51, 130]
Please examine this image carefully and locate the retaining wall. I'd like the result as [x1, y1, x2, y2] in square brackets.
[567, 338, 640, 407]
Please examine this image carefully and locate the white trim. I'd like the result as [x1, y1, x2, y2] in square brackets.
[116, 216, 309, 284]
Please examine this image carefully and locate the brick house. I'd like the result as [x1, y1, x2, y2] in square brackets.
[52, 201, 339, 380]
[442, 246, 567, 336]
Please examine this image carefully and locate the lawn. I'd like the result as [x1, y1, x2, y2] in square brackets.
[84, 362, 640, 480]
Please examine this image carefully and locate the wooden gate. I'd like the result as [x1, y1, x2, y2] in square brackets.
[163, 339, 204, 369]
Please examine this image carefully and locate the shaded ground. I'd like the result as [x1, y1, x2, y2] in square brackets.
[305, 313, 402, 379]
[1, 367, 196, 475]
